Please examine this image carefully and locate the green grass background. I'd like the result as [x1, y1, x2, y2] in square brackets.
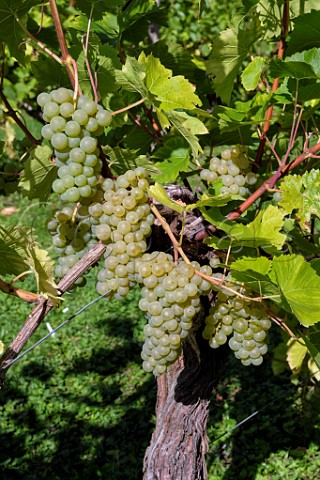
[1, 195, 320, 480]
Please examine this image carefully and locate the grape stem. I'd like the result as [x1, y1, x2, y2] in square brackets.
[267, 309, 298, 340]
[150, 204, 190, 264]
[81, 4, 98, 103]
[49, 0, 77, 89]
[253, 0, 289, 169]
[150, 205, 270, 302]
[112, 98, 147, 115]
[227, 141, 320, 220]
[14, 14, 63, 66]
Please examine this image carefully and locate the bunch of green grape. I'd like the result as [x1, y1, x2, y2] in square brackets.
[202, 278, 271, 366]
[37, 87, 112, 202]
[135, 252, 213, 376]
[47, 204, 97, 288]
[92, 167, 154, 300]
[200, 146, 257, 196]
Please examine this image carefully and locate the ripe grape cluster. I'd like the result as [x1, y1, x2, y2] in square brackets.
[37, 87, 112, 202]
[135, 253, 213, 375]
[200, 146, 257, 196]
[202, 279, 271, 366]
[92, 168, 154, 300]
[47, 204, 97, 288]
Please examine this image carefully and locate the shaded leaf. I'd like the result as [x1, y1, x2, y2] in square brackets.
[19, 146, 57, 201]
[206, 17, 262, 103]
[269, 58, 317, 80]
[0, 0, 39, 62]
[287, 11, 320, 55]
[0, 225, 29, 276]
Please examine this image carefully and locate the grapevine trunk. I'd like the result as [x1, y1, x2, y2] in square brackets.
[143, 315, 226, 480]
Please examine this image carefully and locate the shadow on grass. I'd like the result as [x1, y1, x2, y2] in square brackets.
[206, 354, 320, 479]
[0, 308, 157, 480]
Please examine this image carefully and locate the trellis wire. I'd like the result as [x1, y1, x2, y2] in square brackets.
[0, 290, 111, 372]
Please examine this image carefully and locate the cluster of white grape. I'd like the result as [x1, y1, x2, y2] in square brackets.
[91, 168, 154, 300]
[37, 87, 112, 202]
[47, 204, 97, 287]
[200, 146, 257, 196]
[202, 279, 271, 366]
[135, 252, 213, 375]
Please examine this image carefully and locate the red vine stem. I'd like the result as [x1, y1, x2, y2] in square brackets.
[254, 0, 290, 168]
[228, 141, 320, 220]
[49, 0, 76, 88]
[14, 15, 63, 65]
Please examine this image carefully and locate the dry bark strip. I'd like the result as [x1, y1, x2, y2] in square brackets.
[0, 242, 106, 386]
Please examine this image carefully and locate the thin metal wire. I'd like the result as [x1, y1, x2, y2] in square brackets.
[0, 290, 111, 372]
[211, 384, 295, 444]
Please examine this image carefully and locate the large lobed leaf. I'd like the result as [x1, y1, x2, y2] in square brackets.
[269, 254, 320, 327]
[0, 0, 39, 62]
[204, 205, 286, 250]
[279, 169, 320, 229]
[206, 16, 262, 104]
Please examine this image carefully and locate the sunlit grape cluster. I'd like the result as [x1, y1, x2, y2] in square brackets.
[92, 167, 154, 300]
[37, 87, 112, 202]
[202, 276, 271, 366]
[47, 204, 97, 288]
[200, 146, 257, 196]
[135, 252, 213, 376]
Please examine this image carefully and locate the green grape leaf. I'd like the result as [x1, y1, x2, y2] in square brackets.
[206, 17, 262, 104]
[241, 56, 265, 91]
[229, 256, 279, 299]
[188, 193, 236, 211]
[152, 138, 190, 183]
[0, 0, 39, 63]
[272, 342, 289, 375]
[279, 170, 320, 229]
[204, 205, 286, 250]
[269, 58, 317, 80]
[19, 146, 57, 202]
[270, 254, 320, 327]
[148, 183, 185, 214]
[115, 56, 148, 96]
[25, 245, 60, 307]
[76, 0, 124, 19]
[97, 44, 122, 95]
[165, 110, 208, 158]
[230, 256, 272, 275]
[0, 225, 29, 276]
[286, 338, 308, 373]
[140, 52, 202, 111]
[303, 334, 320, 372]
[287, 11, 320, 55]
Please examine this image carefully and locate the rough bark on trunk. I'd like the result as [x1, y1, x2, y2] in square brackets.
[143, 314, 226, 480]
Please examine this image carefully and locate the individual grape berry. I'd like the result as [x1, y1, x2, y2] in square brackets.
[96, 110, 112, 127]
